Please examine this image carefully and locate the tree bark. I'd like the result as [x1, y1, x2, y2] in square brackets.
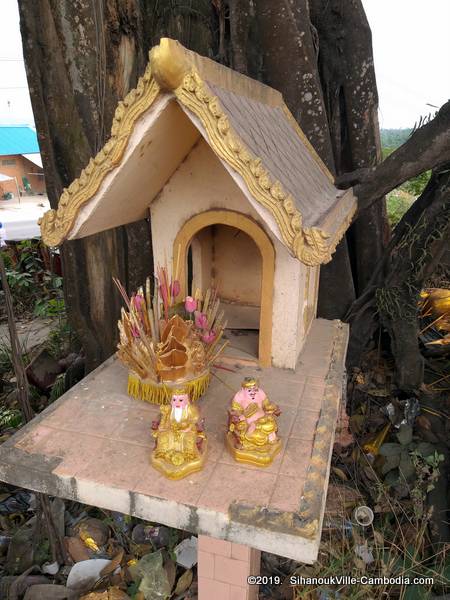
[347, 167, 450, 389]
[378, 169, 450, 389]
[18, 0, 215, 369]
[310, 0, 389, 299]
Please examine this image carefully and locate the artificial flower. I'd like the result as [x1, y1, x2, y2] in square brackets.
[195, 311, 208, 329]
[171, 280, 181, 299]
[202, 330, 216, 344]
[185, 296, 197, 313]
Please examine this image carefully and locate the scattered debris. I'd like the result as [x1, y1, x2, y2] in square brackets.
[174, 536, 198, 569]
[66, 558, 113, 592]
[353, 505, 374, 527]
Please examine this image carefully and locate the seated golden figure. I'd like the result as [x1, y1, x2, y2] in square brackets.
[151, 388, 207, 479]
[226, 377, 282, 467]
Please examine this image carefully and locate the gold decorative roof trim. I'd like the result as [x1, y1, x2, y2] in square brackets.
[152, 38, 282, 107]
[175, 70, 352, 266]
[39, 64, 160, 247]
[39, 38, 353, 265]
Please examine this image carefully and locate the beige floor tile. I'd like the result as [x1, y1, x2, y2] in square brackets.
[290, 409, 320, 441]
[278, 439, 312, 479]
[197, 463, 277, 512]
[134, 458, 216, 505]
[269, 474, 306, 513]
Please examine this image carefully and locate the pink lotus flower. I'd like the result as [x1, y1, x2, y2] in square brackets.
[202, 330, 216, 344]
[195, 311, 208, 329]
[184, 296, 197, 313]
[171, 280, 181, 299]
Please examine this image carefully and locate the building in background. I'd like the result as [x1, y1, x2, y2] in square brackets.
[0, 125, 45, 198]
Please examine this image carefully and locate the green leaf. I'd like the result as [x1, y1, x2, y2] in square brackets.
[379, 443, 402, 456]
[396, 424, 413, 446]
[381, 453, 401, 475]
[384, 470, 399, 486]
[416, 442, 435, 457]
[399, 451, 415, 480]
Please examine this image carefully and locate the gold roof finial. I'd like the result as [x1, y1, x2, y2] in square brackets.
[150, 38, 189, 91]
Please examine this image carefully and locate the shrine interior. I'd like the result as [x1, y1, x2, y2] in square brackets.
[187, 224, 262, 361]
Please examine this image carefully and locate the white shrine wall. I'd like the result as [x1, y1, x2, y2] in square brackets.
[150, 138, 318, 369]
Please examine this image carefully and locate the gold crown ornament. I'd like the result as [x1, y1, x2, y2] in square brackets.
[242, 377, 258, 388]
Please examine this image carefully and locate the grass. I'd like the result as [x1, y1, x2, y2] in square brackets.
[387, 189, 415, 228]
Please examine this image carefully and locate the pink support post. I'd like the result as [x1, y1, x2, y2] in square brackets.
[198, 535, 261, 600]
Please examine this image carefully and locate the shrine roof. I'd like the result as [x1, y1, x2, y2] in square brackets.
[39, 38, 356, 266]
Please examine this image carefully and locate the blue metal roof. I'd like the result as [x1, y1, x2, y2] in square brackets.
[0, 125, 40, 156]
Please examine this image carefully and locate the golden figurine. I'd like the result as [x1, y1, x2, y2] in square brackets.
[226, 377, 282, 467]
[151, 388, 207, 479]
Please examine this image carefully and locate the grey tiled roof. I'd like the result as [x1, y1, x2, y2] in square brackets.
[208, 83, 338, 229]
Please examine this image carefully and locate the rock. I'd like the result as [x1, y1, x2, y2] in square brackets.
[74, 518, 110, 547]
[24, 584, 78, 599]
[0, 573, 50, 599]
[5, 519, 35, 575]
[64, 357, 86, 390]
[42, 561, 60, 575]
[5, 389, 18, 406]
[65, 536, 91, 563]
[58, 353, 79, 370]
[25, 349, 62, 390]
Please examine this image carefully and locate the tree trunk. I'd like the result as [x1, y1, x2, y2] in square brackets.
[310, 0, 389, 307]
[18, 0, 214, 370]
[378, 168, 450, 389]
[347, 165, 450, 389]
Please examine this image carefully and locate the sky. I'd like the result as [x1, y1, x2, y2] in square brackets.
[0, 0, 449, 129]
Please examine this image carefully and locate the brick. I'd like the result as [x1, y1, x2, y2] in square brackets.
[214, 555, 252, 587]
[231, 542, 251, 562]
[198, 535, 232, 558]
[197, 464, 276, 513]
[248, 581, 260, 600]
[198, 576, 229, 600]
[229, 584, 248, 600]
[270, 474, 305, 512]
[197, 550, 215, 579]
[290, 409, 320, 441]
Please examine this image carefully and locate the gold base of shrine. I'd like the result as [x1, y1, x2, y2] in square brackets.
[225, 432, 282, 467]
[127, 371, 210, 405]
[151, 440, 208, 480]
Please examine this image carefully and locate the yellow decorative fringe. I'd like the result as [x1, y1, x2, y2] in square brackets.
[127, 371, 211, 405]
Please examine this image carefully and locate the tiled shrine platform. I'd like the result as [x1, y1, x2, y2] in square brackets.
[0, 319, 348, 564]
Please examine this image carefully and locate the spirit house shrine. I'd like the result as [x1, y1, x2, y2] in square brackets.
[0, 38, 355, 599]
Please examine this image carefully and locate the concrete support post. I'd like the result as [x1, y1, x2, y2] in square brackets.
[197, 534, 261, 600]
